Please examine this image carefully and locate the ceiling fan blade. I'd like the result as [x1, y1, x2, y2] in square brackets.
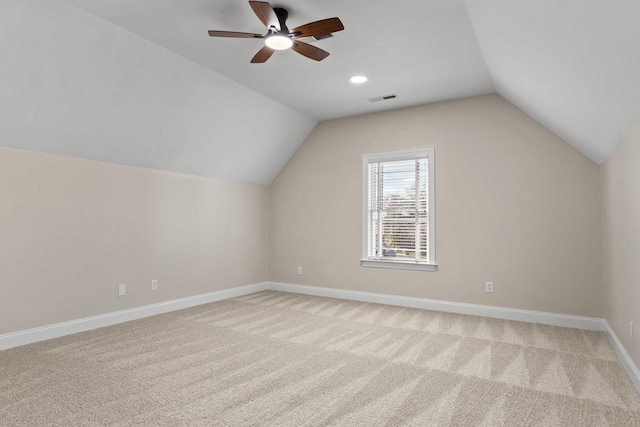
[249, 1, 280, 31]
[208, 30, 263, 38]
[251, 46, 275, 63]
[292, 18, 344, 38]
[291, 41, 330, 61]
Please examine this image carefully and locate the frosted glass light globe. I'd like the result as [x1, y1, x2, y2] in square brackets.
[265, 35, 293, 50]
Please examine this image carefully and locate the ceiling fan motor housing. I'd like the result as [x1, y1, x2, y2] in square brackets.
[272, 8, 290, 36]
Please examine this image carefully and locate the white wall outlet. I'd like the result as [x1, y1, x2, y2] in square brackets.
[151, 280, 158, 291]
[297, 266, 302, 275]
[631, 321, 634, 339]
[118, 284, 126, 297]
[485, 282, 494, 293]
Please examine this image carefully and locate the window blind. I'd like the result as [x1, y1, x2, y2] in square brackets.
[367, 157, 429, 263]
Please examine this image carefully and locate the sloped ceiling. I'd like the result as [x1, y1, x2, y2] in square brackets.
[1, 0, 639, 184]
[0, 0, 317, 185]
[63, 0, 495, 121]
[466, 0, 640, 164]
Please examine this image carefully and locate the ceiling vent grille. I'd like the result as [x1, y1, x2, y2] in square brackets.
[367, 95, 398, 103]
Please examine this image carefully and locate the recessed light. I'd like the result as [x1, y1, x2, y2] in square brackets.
[350, 75, 368, 84]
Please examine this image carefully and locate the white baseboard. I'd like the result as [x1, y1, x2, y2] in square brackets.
[0, 282, 268, 351]
[269, 282, 640, 393]
[3, 280, 638, 395]
[268, 282, 607, 331]
[604, 320, 640, 394]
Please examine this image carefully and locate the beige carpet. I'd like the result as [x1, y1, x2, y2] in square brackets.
[1, 290, 639, 426]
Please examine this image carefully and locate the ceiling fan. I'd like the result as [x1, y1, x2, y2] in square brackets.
[208, 1, 344, 63]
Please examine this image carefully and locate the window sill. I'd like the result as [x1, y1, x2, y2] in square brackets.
[360, 259, 437, 272]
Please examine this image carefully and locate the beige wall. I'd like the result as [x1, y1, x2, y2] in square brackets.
[269, 94, 603, 317]
[0, 147, 269, 334]
[602, 122, 640, 369]
[0, 94, 609, 337]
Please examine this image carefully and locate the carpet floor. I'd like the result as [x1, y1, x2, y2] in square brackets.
[1, 290, 639, 426]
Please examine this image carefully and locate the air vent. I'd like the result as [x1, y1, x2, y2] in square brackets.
[367, 94, 398, 103]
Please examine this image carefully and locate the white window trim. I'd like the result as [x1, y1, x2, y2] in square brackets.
[361, 148, 437, 271]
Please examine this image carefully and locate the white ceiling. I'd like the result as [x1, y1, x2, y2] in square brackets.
[466, 0, 640, 164]
[0, 0, 316, 185]
[65, 0, 495, 121]
[2, 0, 640, 184]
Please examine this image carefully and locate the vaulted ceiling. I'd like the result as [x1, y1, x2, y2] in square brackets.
[1, 0, 639, 184]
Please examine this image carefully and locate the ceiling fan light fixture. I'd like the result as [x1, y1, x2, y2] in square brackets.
[265, 35, 293, 50]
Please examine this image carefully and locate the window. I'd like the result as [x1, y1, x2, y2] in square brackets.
[361, 149, 436, 271]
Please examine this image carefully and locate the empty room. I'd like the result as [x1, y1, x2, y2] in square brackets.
[1, 0, 639, 425]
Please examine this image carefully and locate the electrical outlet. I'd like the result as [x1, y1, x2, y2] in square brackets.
[485, 282, 494, 293]
[297, 266, 302, 275]
[151, 280, 158, 291]
[631, 321, 634, 339]
[118, 284, 126, 297]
